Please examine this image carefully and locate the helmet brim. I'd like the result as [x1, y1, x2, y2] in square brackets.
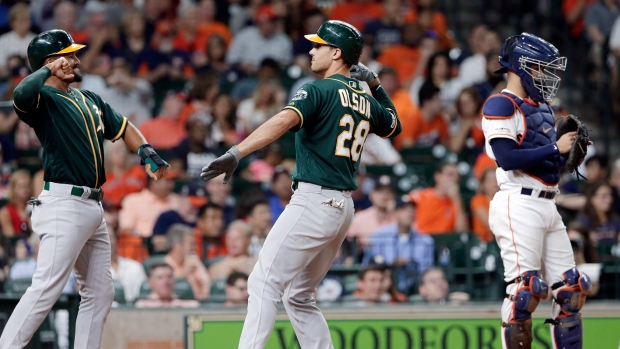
[55, 43, 86, 55]
[494, 67, 508, 74]
[304, 34, 327, 45]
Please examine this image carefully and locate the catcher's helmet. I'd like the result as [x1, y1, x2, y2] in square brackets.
[304, 20, 363, 65]
[27, 29, 86, 72]
[495, 33, 566, 103]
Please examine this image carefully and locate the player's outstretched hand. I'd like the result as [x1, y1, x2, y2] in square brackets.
[556, 131, 576, 155]
[146, 164, 169, 180]
[201, 146, 243, 183]
[47, 57, 74, 81]
[350, 62, 378, 85]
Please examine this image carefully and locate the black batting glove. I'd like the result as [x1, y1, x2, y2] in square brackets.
[138, 144, 169, 172]
[200, 146, 243, 183]
[350, 62, 378, 85]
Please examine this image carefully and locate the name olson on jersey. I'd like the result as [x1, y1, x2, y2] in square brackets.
[338, 89, 371, 118]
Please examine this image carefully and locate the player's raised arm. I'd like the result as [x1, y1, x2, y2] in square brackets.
[350, 62, 401, 138]
[200, 109, 300, 183]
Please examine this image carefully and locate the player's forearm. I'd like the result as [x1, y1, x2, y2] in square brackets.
[122, 121, 149, 153]
[236, 110, 299, 157]
[13, 67, 51, 112]
[370, 83, 396, 113]
[490, 138, 559, 171]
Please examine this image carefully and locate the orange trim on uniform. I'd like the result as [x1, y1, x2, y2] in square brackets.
[304, 34, 327, 44]
[523, 171, 559, 188]
[55, 43, 86, 55]
[508, 195, 521, 276]
[512, 103, 527, 147]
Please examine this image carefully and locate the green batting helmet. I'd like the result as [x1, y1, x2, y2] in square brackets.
[304, 20, 363, 65]
[27, 29, 86, 72]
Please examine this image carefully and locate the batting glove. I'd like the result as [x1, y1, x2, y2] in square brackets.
[350, 62, 378, 85]
[200, 146, 243, 183]
[138, 144, 169, 173]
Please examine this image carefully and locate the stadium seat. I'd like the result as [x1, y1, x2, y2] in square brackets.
[174, 278, 194, 300]
[113, 280, 126, 305]
[341, 274, 358, 296]
[138, 281, 151, 298]
[210, 277, 227, 296]
[4, 277, 32, 295]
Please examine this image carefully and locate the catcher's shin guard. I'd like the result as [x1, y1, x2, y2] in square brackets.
[502, 271, 550, 349]
[547, 267, 591, 349]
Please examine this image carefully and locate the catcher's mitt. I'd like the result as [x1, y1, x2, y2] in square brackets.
[555, 114, 590, 177]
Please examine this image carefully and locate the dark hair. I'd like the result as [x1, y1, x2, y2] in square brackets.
[567, 220, 599, 263]
[434, 162, 456, 175]
[188, 72, 219, 101]
[226, 271, 249, 286]
[357, 265, 386, 281]
[197, 202, 224, 219]
[148, 262, 173, 277]
[235, 190, 269, 219]
[456, 87, 483, 117]
[424, 51, 451, 80]
[212, 92, 237, 130]
[582, 181, 614, 227]
[272, 166, 291, 183]
[418, 81, 441, 107]
[585, 154, 610, 174]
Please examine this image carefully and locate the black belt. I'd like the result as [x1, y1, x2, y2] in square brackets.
[520, 187, 556, 200]
[44, 182, 104, 202]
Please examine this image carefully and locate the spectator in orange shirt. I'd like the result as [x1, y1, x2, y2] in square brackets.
[409, 163, 468, 234]
[448, 87, 485, 154]
[378, 67, 420, 150]
[377, 23, 427, 86]
[473, 151, 497, 180]
[139, 91, 187, 150]
[348, 176, 396, 246]
[470, 168, 499, 243]
[401, 82, 448, 148]
[329, 0, 384, 31]
[102, 141, 148, 209]
[172, 4, 204, 54]
[195, 203, 227, 262]
[196, 0, 232, 49]
[563, 0, 598, 38]
[403, 0, 456, 50]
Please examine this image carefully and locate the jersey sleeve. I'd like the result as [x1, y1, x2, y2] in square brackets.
[481, 94, 520, 142]
[368, 86, 400, 138]
[86, 90, 128, 142]
[283, 83, 321, 132]
[13, 67, 51, 127]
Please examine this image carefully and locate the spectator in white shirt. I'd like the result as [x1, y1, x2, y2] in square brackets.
[225, 4, 292, 75]
[0, 3, 36, 78]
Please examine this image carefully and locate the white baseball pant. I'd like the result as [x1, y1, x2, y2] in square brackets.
[0, 182, 114, 349]
[489, 188, 575, 348]
[238, 182, 354, 349]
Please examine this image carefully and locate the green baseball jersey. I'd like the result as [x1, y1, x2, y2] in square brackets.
[14, 67, 128, 188]
[284, 74, 400, 190]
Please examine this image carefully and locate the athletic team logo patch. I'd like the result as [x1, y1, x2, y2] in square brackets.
[292, 89, 308, 101]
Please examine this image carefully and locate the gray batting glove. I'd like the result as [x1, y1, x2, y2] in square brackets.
[350, 62, 378, 85]
[200, 146, 243, 183]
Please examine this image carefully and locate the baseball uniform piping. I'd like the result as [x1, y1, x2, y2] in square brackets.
[56, 93, 99, 187]
[507, 195, 521, 276]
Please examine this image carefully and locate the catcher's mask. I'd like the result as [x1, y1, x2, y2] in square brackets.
[495, 33, 566, 103]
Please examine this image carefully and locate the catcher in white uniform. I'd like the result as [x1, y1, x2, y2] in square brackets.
[481, 33, 592, 349]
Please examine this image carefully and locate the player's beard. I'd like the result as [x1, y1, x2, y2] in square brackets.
[73, 67, 83, 82]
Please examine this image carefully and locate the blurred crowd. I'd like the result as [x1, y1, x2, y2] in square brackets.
[0, 0, 619, 310]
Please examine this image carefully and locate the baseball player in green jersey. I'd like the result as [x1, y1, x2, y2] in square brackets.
[201, 20, 401, 349]
[0, 30, 169, 349]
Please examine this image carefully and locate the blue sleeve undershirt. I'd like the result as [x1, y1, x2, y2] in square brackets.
[490, 138, 560, 171]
